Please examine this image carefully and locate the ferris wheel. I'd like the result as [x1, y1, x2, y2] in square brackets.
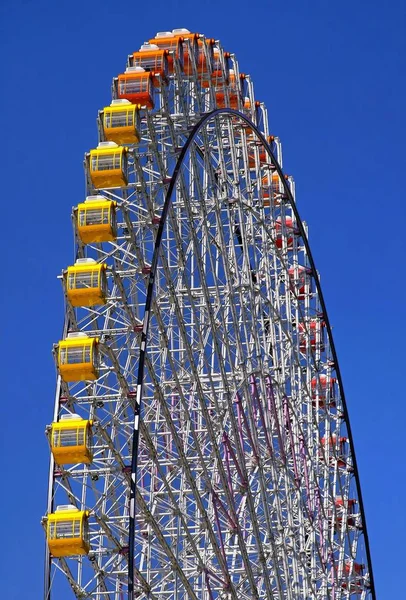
[43, 28, 376, 600]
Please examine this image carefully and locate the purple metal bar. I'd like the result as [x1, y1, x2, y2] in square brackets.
[284, 396, 299, 483]
[212, 492, 228, 570]
[222, 431, 234, 498]
[315, 488, 326, 563]
[204, 571, 216, 600]
[235, 393, 259, 460]
[329, 552, 336, 600]
[222, 432, 247, 488]
[300, 437, 312, 514]
[266, 376, 286, 464]
[234, 393, 244, 453]
[250, 376, 273, 457]
[211, 489, 237, 530]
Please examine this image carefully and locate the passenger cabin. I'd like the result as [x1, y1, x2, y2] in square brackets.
[50, 414, 93, 465]
[57, 333, 99, 382]
[201, 47, 230, 88]
[116, 68, 154, 109]
[47, 505, 90, 557]
[334, 497, 358, 529]
[66, 258, 107, 307]
[341, 561, 366, 593]
[102, 100, 140, 145]
[298, 319, 325, 351]
[311, 374, 336, 400]
[147, 32, 184, 73]
[247, 138, 273, 168]
[321, 433, 343, 446]
[320, 434, 349, 468]
[344, 561, 365, 576]
[209, 47, 230, 87]
[132, 45, 169, 87]
[152, 28, 200, 75]
[77, 196, 117, 244]
[196, 37, 214, 78]
[88, 142, 128, 189]
[215, 70, 243, 109]
[288, 265, 312, 300]
[249, 148, 269, 168]
[179, 30, 199, 74]
[275, 215, 295, 249]
[262, 172, 281, 201]
[330, 561, 367, 593]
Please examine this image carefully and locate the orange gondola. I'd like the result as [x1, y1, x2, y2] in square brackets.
[116, 69, 154, 109]
[215, 70, 244, 109]
[131, 45, 169, 87]
[148, 31, 185, 73]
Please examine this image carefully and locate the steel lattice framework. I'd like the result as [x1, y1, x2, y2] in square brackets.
[43, 30, 375, 600]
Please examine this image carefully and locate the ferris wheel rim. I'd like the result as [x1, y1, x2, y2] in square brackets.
[126, 107, 377, 600]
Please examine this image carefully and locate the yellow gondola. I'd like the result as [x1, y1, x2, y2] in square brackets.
[102, 99, 140, 145]
[88, 142, 128, 189]
[76, 196, 117, 244]
[50, 415, 93, 465]
[57, 334, 99, 382]
[66, 259, 107, 307]
[47, 506, 90, 557]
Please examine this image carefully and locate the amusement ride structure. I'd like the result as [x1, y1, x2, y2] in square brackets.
[43, 28, 375, 600]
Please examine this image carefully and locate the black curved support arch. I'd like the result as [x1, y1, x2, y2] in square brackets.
[128, 108, 376, 600]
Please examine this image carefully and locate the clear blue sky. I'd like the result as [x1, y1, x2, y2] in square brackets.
[1, 0, 404, 597]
